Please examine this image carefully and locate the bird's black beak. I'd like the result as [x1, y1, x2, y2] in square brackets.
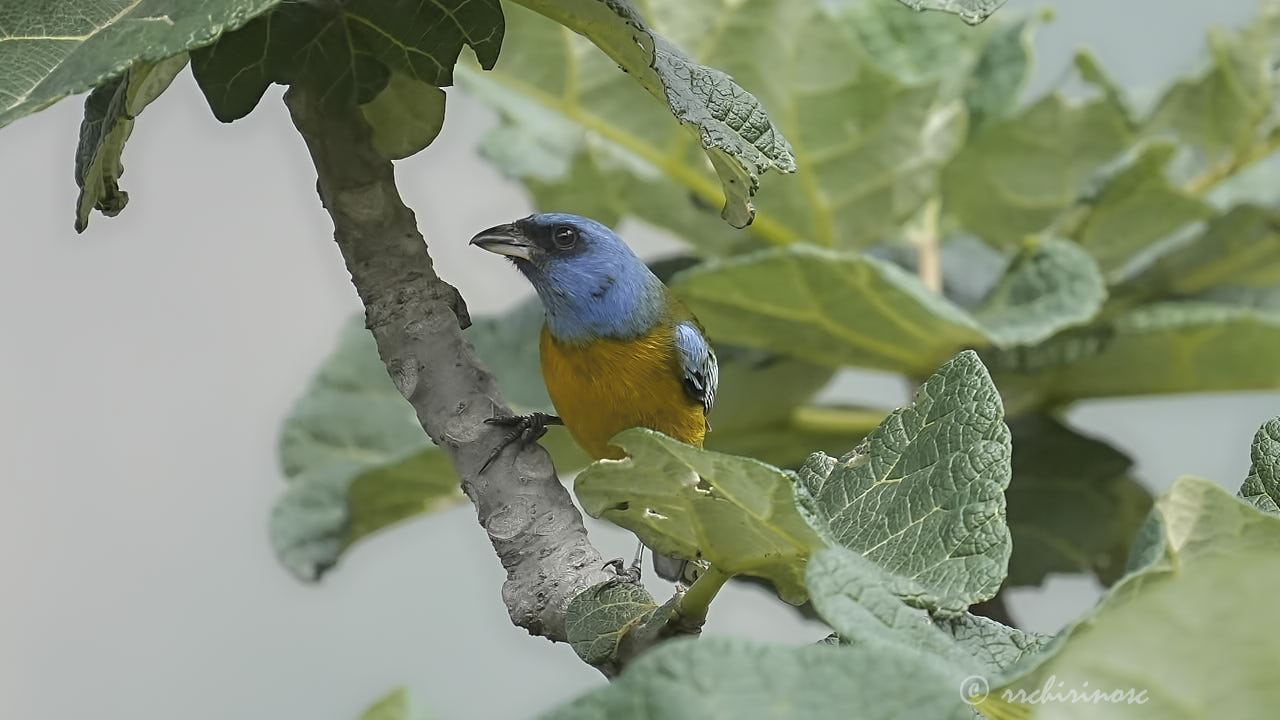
[470, 222, 534, 261]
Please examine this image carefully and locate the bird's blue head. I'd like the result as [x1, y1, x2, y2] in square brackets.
[470, 213, 666, 343]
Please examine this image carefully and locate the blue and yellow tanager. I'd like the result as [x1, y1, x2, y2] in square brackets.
[471, 213, 718, 582]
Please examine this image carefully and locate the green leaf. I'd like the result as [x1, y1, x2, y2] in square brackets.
[463, 0, 981, 247]
[0, 0, 279, 129]
[1005, 415, 1152, 587]
[1111, 203, 1280, 303]
[805, 548, 1049, 676]
[895, 0, 1006, 25]
[564, 583, 658, 666]
[1239, 416, 1280, 516]
[1141, 9, 1280, 188]
[360, 72, 447, 160]
[963, 15, 1038, 132]
[1069, 142, 1214, 277]
[359, 688, 410, 720]
[270, 307, 587, 580]
[974, 236, 1107, 346]
[73, 54, 188, 232]
[993, 477, 1280, 719]
[937, 612, 1053, 673]
[271, 318, 467, 581]
[190, 0, 503, 122]
[669, 245, 987, 374]
[794, 350, 1011, 617]
[505, 0, 794, 228]
[575, 429, 825, 604]
[541, 636, 974, 720]
[943, 94, 1133, 248]
[989, 302, 1280, 402]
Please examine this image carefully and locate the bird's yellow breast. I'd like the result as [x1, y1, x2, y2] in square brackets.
[540, 324, 706, 460]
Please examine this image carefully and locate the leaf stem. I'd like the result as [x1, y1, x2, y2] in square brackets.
[672, 566, 732, 632]
[911, 196, 943, 293]
[791, 405, 887, 437]
[1183, 129, 1280, 196]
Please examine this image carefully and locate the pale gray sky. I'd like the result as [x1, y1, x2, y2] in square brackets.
[1, 1, 1275, 719]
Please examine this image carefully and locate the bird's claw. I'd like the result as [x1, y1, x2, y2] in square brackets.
[593, 556, 643, 596]
[479, 412, 563, 473]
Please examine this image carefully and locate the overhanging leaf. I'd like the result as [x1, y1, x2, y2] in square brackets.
[190, 0, 503, 122]
[73, 55, 189, 232]
[974, 236, 1107, 346]
[1005, 415, 1152, 587]
[992, 477, 1280, 719]
[575, 429, 825, 603]
[794, 350, 1012, 617]
[1239, 416, 1280, 516]
[0, 0, 278, 129]
[895, 0, 1006, 25]
[506, 0, 794, 228]
[463, 0, 985, 247]
[360, 72, 447, 160]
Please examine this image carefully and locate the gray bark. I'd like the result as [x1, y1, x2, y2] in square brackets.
[284, 86, 612, 641]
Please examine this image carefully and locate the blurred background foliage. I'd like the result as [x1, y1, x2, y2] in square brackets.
[277, 0, 1280, 613]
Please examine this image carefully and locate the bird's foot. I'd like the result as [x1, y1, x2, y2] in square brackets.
[593, 556, 643, 596]
[479, 412, 563, 473]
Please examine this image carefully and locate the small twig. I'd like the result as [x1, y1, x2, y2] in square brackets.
[283, 86, 611, 643]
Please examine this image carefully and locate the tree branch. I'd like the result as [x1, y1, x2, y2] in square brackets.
[283, 86, 611, 642]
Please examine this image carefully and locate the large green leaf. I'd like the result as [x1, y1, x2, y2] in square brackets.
[542, 636, 974, 720]
[989, 302, 1280, 403]
[0, 0, 278, 128]
[1111, 203, 1280, 304]
[1068, 142, 1215, 278]
[992, 477, 1280, 719]
[270, 311, 586, 581]
[670, 245, 987, 374]
[1005, 416, 1152, 587]
[1141, 4, 1280, 188]
[974, 236, 1106, 346]
[574, 429, 825, 604]
[509, 0, 795, 228]
[463, 0, 990, 248]
[1239, 416, 1280, 516]
[794, 351, 1011, 617]
[73, 54, 188, 232]
[190, 0, 503, 122]
[943, 94, 1133, 248]
[805, 548, 1050, 676]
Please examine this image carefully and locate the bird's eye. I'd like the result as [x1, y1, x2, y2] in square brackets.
[552, 226, 578, 249]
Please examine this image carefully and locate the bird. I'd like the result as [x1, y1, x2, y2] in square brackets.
[470, 212, 718, 584]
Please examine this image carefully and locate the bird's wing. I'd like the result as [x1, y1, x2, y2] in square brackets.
[674, 322, 718, 416]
